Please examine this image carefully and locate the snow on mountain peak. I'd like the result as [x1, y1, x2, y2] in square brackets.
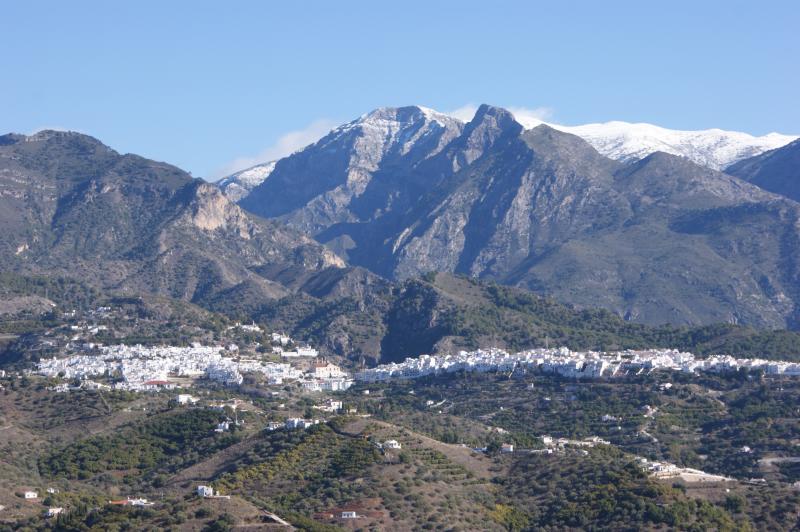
[522, 118, 798, 170]
[216, 161, 276, 202]
[219, 105, 797, 202]
[323, 106, 465, 173]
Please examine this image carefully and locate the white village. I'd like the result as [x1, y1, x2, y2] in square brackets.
[355, 346, 800, 382]
[35, 335, 353, 393]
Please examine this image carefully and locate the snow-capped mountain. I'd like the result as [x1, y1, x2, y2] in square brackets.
[219, 105, 796, 201]
[507, 115, 797, 170]
[216, 161, 276, 202]
[235, 104, 800, 330]
[238, 105, 465, 231]
[218, 106, 463, 202]
[328, 105, 464, 172]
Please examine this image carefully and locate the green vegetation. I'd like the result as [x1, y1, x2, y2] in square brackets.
[269, 274, 800, 364]
[498, 447, 748, 530]
[39, 409, 235, 482]
[216, 424, 380, 514]
[356, 370, 800, 487]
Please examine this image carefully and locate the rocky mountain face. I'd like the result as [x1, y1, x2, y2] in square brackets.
[0, 131, 349, 306]
[238, 106, 465, 234]
[726, 139, 800, 203]
[224, 109, 796, 204]
[239, 105, 800, 329]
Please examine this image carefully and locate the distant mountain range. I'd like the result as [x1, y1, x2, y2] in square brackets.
[509, 115, 796, 170]
[218, 107, 796, 199]
[2, 105, 799, 339]
[234, 105, 800, 329]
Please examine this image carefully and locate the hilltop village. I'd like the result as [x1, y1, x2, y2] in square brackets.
[356, 347, 800, 382]
[36, 342, 351, 393]
[15, 300, 800, 396]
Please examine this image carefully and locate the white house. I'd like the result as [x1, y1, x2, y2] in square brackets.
[177, 394, 198, 405]
[320, 378, 354, 392]
[128, 498, 153, 506]
[24, 491, 38, 499]
[315, 399, 342, 412]
[271, 333, 291, 346]
[47, 508, 63, 518]
[301, 380, 322, 392]
[285, 418, 317, 430]
[197, 485, 214, 497]
[215, 421, 230, 433]
[341, 511, 358, 519]
[384, 440, 402, 449]
[501, 443, 514, 453]
[297, 346, 318, 357]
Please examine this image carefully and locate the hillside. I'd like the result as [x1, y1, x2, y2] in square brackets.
[726, 139, 800, 203]
[4, 364, 800, 530]
[220, 272, 800, 364]
[0, 131, 348, 307]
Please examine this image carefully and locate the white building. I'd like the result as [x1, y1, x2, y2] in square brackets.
[129, 498, 153, 506]
[24, 491, 38, 499]
[285, 418, 318, 430]
[297, 346, 318, 357]
[320, 378, 354, 391]
[177, 394, 198, 405]
[384, 440, 402, 449]
[341, 511, 358, 519]
[46, 507, 63, 518]
[197, 485, 215, 497]
[271, 333, 291, 346]
[312, 361, 346, 379]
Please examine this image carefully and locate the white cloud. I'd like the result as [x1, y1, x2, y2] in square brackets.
[506, 106, 555, 129]
[445, 104, 555, 129]
[211, 119, 337, 180]
[446, 104, 479, 122]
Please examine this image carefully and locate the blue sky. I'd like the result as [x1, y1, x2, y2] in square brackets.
[2, 0, 798, 179]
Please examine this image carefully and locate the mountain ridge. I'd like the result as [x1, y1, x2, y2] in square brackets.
[726, 139, 800, 203]
[218, 105, 797, 199]
[238, 105, 800, 329]
[0, 130, 352, 307]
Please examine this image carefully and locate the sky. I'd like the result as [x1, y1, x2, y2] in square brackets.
[2, 0, 798, 180]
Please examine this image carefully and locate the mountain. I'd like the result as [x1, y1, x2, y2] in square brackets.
[511, 118, 797, 170]
[726, 139, 800, 203]
[239, 105, 464, 233]
[216, 160, 276, 202]
[0, 130, 347, 306]
[239, 105, 800, 329]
